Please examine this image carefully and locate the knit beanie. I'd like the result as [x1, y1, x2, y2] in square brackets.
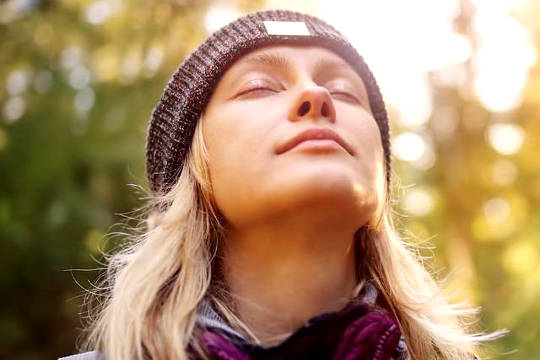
[146, 9, 391, 195]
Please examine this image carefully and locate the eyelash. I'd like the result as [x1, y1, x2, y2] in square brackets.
[331, 91, 360, 102]
[240, 87, 360, 103]
[238, 87, 277, 96]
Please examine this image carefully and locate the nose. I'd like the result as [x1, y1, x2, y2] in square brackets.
[288, 85, 336, 123]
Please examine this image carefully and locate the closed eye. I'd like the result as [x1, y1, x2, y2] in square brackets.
[330, 91, 360, 103]
[237, 87, 278, 97]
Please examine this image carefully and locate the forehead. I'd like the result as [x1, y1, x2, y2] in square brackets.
[236, 44, 351, 68]
[221, 44, 365, 84]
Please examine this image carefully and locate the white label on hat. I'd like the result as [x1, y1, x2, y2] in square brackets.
[263, 21, 310, 36]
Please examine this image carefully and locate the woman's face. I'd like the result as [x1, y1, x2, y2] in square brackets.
[202, 44, 385, 229]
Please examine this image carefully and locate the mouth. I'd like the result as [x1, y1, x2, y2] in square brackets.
[275, 128, 355, 156]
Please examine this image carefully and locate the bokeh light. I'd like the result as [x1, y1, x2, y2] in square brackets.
[484, 197, 511, 223]
[2, 96, 26, 123]
[402, 187, 435, 217]
[487, 123, 525, 155]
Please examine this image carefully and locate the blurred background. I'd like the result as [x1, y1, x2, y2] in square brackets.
[1, 0, 539, 358]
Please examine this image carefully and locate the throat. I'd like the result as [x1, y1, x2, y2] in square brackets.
[222, 226, 359, 347]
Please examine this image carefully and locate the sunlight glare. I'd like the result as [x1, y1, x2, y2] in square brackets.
[487, 123, 524, 155]
[205, 3, 242, 34]
[394, 132, 425, 162]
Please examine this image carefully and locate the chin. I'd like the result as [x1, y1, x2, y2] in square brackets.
[271, 170, 373, 209]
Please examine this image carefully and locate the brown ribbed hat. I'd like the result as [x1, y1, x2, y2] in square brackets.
[146, 9, 391, 195]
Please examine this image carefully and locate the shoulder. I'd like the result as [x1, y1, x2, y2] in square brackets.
[57, 351, 104, 360]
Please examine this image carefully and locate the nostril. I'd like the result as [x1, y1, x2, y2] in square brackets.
[321, 102, 330, 117]
[298, 101, 311, 116]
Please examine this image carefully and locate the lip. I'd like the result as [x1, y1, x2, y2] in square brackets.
[276, 128, 355, 156]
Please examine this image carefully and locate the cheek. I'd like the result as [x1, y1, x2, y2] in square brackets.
[202, 106, 276, 219]
[205, 110, 272, 173]
[344, 109, 385, 175]
[360, 127, 384, 177]
[349, 115, 386, 195]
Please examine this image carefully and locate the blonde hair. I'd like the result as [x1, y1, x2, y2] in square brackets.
[81, 115, 505, 359]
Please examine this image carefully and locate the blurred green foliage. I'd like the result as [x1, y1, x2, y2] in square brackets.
[0, 0, 538, 359]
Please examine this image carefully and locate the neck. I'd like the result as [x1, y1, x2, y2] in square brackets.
[222, 216, 359, 346]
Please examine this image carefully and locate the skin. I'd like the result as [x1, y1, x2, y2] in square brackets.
[201, 44, 386, 346]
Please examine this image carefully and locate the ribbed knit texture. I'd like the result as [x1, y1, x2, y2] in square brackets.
[147, 9, 392, 195]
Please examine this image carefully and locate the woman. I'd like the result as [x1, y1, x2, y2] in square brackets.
[60, 9, 503, 360]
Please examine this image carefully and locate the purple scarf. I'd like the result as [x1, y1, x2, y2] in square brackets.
[194, 282, 409, 360]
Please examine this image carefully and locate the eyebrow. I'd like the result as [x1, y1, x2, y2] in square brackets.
[244, 52, 293, 70]
[243, 52, 354, 76]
